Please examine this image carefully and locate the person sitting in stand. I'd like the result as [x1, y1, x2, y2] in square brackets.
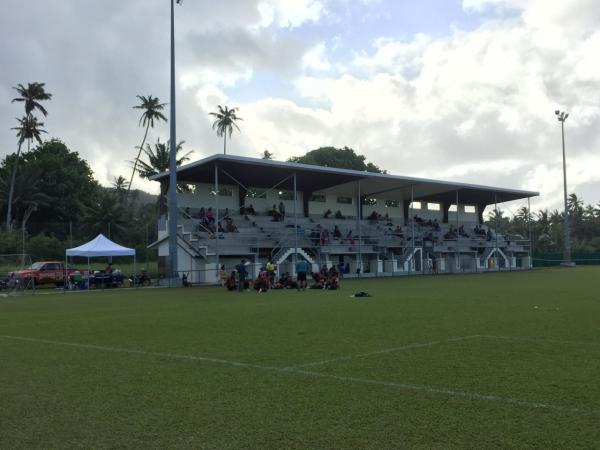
[368, 211, 379, 223]
[247, 204, 256, 215]
[226, 220, 239, 233]
[344, 229, 355, 245]
[206, 207, 215, 224]
[393, 225, 403, 238]
[486, 228, 494, 241]
[432, 219, 441, 231]
[335, 210, 344, 219]
[323, 209, 332, 219]
[321, 228, 330, 245]
[269, 204, 281, 221]
[333, 225, 342, 238]
[217, 221, 225, 233]
[459, 225, 469, 238]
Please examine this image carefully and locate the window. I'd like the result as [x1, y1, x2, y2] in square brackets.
[427, 203, 440, 211]
[310, 194, 326, 203]
[410, 201, 421, 210]
[277, 191, 295, 200]
[337, 196, 353, 205]
[385, 200, 399, 208]
[448, 204, 457, 212]
[464, 205, 476, 213]
[246, 189, 267, 199]
[211, 187, 233, 197]
[361, 197, 377, 206]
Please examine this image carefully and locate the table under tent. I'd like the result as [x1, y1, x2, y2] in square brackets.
[65, 234, 136, 289]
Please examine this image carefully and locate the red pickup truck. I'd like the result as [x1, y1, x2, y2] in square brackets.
[11, 261, 87, 287]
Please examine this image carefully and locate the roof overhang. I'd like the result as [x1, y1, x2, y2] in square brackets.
[149, 154, 538, 205]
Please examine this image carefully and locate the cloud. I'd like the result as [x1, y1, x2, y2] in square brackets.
[0, 0, 599, 212]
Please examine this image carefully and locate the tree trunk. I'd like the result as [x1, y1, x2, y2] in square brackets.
[223, 133, 227, 155]
[128, 123, 150, 196]
[6, 140, 23, 231]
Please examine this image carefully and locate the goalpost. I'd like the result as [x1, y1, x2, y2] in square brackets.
[0, 253, 34, 297]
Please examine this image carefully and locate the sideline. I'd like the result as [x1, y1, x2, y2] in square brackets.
[1, 334, 596, 416]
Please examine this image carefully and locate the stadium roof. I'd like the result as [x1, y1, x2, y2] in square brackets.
[149, 154, 538, 206]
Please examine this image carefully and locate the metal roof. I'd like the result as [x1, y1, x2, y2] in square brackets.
[149, 154, 538, 205]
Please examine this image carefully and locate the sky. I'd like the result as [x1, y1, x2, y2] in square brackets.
[1, 0, 599, 214]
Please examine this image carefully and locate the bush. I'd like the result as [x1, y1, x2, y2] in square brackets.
[26, 234, 66, 260]
[0, 231, 21, 254]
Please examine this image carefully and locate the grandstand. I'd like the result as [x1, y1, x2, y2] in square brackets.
[149, 155, 538, 283]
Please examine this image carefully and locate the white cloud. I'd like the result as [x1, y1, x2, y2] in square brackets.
[302, 42, 332, 72]
[258, 0, 326, 28]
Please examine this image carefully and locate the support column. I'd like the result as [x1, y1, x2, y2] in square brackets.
[410, 186, 415, 275]
[403, 200, 410, 225]
[455, 190, 460, 272]
[528, 196, 533, 269]
[442, 202, 449, 224]
[302, 190, 312, 217]
[214, 163, 220, 279]
[293, 173, 298, 266]
[494, 194, 499, 271]
[356, 181, 363, 276]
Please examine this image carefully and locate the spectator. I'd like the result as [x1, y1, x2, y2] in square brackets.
[278, 202, 286, 221]
[335, 210, 344, 219]
[344, 229, 355, 245]
[225, 271, 237, 291]
[321, 228, 330, 245]
[206, 207, 215, 224]
[368, 211, 378, 223]
[324, 209, 332, 218]
[393, 225, 403, 237]
[247, 204, 256, 215]
[333, 225, 342, 238]
[433, 219, 440, 231]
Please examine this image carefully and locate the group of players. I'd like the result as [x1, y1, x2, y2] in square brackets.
[224, 259, 340, 293]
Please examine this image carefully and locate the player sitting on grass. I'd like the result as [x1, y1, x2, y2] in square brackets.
[254, 267, 271, 293]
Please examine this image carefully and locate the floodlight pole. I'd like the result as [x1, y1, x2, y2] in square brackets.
[167, 0, 180, 281]
[214, 163, 220, 280]
[455, 190, 460, 272]
[556, 111, 573, 266]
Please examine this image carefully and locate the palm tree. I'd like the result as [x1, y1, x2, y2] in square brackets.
[136, 139, 192, 215]
[11, 82, 52, 117]
[128, 95, 167, 194]
[82, 190, 128, 240]
[6, 116, 47, 230]
[209, 105, 242, 155]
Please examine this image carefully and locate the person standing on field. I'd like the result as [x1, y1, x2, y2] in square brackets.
[235, 259, 249, 292]
[295, 257, 310, 291]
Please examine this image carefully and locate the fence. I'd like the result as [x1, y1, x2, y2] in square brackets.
[533, 253, 600, 267]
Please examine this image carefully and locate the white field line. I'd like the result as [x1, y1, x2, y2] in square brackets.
[477, 335, 600, 348]
[287, 335, 480, 369]
[1, 334, 596, 415]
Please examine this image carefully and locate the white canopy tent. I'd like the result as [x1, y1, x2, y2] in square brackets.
[66, 234, 136, 289]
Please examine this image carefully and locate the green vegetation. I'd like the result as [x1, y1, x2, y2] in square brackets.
[1, 268, 599, 449]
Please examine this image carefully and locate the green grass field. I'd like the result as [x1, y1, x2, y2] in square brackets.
[1, 268, 599, 449]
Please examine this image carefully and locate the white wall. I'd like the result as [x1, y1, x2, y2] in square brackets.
[177, 182, 239, 211]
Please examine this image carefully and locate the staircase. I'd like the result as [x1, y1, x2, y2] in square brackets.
[273, 248, 316, 266]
